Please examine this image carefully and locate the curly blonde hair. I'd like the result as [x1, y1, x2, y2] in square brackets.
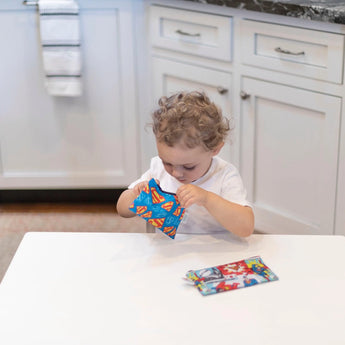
[152, 91, 230, 151]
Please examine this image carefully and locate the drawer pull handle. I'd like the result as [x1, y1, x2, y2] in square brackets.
[240, 91, 250, 100]
[175, 29, 201, 37]
[275, 47, 305, 56]
[217, 86, 228, 95]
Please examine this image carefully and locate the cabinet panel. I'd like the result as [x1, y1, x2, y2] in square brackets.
[0, 3, 138, 188]
[152, 57, 234, 163]
[240, 77, 341, 234]
[240, 20, 344, 84]
[150, 6, 232, 61]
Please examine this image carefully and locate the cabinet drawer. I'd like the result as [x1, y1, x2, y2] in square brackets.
[240, 20, 344, 84]
[150, 6, 232, 61]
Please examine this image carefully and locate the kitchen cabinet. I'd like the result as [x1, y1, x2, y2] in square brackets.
[150, 5, 233, 61]
[239, 19, 345, 235]
[240, 20, 344, 84]
[240, 77, 341, 235]
[0, 0, 139, 189]
[148, 2, 345, 235]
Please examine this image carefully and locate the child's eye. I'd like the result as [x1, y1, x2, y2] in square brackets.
[183, 166, 195, 170]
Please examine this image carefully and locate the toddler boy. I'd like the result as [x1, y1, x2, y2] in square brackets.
[116, 91, 254, 237]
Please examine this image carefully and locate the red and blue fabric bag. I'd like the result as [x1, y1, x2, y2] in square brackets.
[129, 178, 185, 239]
[185, 256, 278, 296]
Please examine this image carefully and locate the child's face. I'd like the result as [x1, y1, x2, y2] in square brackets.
[156, 141, 219, 184]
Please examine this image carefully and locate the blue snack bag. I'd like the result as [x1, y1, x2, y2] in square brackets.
[129, 178, 185, 239]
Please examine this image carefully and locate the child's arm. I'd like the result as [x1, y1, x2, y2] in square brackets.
[176, 184, 254, 237]
[116, 181, 150, 218]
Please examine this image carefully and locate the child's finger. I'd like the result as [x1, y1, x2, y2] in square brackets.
[134, 181, 148, 196]
[139, 181, 149, 192]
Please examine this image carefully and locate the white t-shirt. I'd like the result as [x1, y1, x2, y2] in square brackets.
[128, 156, 251, 234]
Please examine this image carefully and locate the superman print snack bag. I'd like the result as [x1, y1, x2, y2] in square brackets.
[129, 178, 185, 239]
[185, 256, 278, 296]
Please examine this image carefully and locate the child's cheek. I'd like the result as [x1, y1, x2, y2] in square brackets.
[166, 166, 174, 176]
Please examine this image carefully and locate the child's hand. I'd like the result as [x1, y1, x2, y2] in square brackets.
[133, 179, 160, 197]
[176, 184, 209, 208]
[133, 181, 149, 197]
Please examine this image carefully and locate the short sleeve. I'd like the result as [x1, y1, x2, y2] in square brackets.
[220, 167, 252, 208]
[128, 170, 152, 189]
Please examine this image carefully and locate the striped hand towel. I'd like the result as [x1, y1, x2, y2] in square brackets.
[38, 0, 82, 96]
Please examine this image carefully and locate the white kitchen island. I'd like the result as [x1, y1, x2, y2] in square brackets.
[0, 232, 344, 345]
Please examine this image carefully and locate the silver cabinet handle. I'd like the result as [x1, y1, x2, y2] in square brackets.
[275, 47, 305, 56]
[175, 29, 201, 37]
[240, 91, 250, 100]
[217, 86, 228, 95]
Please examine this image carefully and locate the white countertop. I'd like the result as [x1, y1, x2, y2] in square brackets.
[0, 232, 344, 345]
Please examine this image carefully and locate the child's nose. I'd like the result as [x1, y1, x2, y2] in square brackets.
[171, 166, 183, 178]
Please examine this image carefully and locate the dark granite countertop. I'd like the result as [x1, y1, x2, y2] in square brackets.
[181, 0, 345, 24]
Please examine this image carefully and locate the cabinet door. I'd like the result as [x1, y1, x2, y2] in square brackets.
[240, 77, 341, 235]
[148, 57, 233, 168]
[0, 2, 138, 188]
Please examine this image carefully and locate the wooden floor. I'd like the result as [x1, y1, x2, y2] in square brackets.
[0, 202, 146, 283]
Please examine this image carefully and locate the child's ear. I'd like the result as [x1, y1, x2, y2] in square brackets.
[212, 142, 224, 156]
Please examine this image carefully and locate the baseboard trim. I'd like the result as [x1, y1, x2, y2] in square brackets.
[0, 189, 125, 203]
